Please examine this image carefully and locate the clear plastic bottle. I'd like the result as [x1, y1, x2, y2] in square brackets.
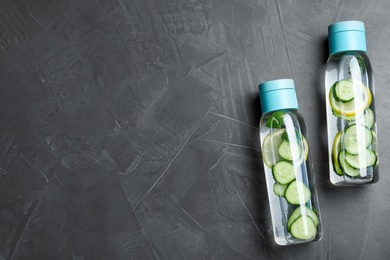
[325, 21, 379, 185]
[259, 79, 322, 246]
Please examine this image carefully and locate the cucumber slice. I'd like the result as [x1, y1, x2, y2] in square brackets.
[329, 80, 372, 119]
[372, 130, 378, 147]
[333, 79, 355, 102]
[338, 150, 361, 178]
[332, 132, 343, 175]
[302, 137, 309, 161]
[273, 182, 288, 197]
[272, 161, 296, 184]
[278, 140, 302, 161]
[371, 130, 379, 167]
[343, 124, 372, 155]
[261, 129, 286, 168]
[287, 206, 319, 230]
[345, 149, 377, 169]
[290, 215, 317, 240]
[345, 108, 375, 128]
[285, 180, 311, 205]
[282, 131, 309, 161]
[363, 108, 375, 129]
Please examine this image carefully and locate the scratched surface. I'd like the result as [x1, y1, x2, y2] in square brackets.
[1, 0, 390, 259]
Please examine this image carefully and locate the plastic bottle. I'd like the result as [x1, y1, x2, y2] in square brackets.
[259, 79, 322, 245]
[325, 21, 379, 185]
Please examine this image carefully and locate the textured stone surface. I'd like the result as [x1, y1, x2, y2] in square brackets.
[1, 0, 390, 259]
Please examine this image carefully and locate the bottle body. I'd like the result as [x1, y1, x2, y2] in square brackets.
[325, 51, 379, 185]
[259, 109, 322, 245]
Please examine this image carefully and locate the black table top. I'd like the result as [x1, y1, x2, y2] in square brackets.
[1, 0, 390, 259]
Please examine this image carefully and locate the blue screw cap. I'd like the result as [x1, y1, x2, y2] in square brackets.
[259, 79, 298, 114]
[328, 21, 367, 56]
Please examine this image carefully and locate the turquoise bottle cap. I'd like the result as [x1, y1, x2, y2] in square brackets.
[328, 21, 366, 56]
[259, 79, 298, 114]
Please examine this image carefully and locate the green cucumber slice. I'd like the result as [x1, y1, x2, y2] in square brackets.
[329, 79, 371, 119]
[278, 140, 302, 161]
[272, 161, 296, 184]
[261, 129, 286, 168]
[282, 130, 309, 161]
[290, 215, 317, 240]
[287, 206, 319, 230]
[363, 108, 375, 129]
[371, 130, 379, 167]
[333, 79, 355, 103]
[345, 108, 375, 128]
[338, 150, 361, 178]
[285, 180, 311, 205]
[345, 149, 377, 169]
[273, 182, 288, 197]
[343, 124, 372, 155]
[332, 132, 343, 175]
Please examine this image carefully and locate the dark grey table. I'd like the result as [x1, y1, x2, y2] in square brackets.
[1, 0, 390, 259]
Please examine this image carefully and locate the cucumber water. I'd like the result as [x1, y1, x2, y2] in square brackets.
[325, 21, 379, 185]
[259, 79, 322, 245]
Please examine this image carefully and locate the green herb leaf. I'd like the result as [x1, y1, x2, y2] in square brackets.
[266, 111, 285, 128]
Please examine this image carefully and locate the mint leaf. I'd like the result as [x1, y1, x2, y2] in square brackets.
[266, 111, 285, 128]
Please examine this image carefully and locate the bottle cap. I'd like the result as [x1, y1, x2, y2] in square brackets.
[259, 79, 298, 114]
[328, 21, 366, 56]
